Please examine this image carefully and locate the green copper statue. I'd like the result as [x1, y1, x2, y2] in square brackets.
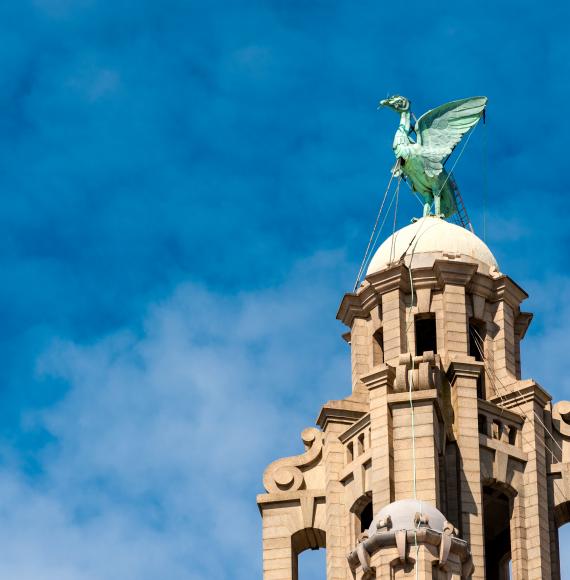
[379, 96, 487, 218]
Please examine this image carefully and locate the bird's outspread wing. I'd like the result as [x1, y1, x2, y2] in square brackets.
[415, 96, 487, 177]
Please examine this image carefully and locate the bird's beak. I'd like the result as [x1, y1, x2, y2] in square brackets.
[378, 99, 388, 110]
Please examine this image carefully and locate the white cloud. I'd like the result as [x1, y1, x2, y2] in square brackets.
[0, 251, 350, 579]
[1, 253, 568, 578]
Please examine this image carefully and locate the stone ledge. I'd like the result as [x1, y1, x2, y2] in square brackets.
[316, 399, 367, 430]
[488, 380, 551, 408]
[478, 398, 524, 427]
[257, 489, 326, 509]
[339, 413, 371, 443]
[446, 358, 485, 383]
[387, 388, 438, 406]
[479, 434, 528, 463]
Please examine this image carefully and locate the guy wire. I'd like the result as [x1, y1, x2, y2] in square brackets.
[353, 161, 399, 291]
[470, 327, 568, 505]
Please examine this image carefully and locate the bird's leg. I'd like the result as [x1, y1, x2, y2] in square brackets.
[423, 201, 431, 217]
[434, 192, 442, 217]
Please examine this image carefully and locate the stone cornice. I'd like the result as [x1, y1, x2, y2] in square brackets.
[336, 291, 367, 327]
[478, 398, 524, 427]
[339, 413, 371, 443]
[360, 364, 396, 391]
[316, 399, 368, 430]
[515, 311, 533, 339]
[256, 488, 326, 511]
[489, 380, 551, 409]
[468, 272, 495, 300]
[446, 358, 485, 384]
[492, 275, 528, 308]
[366, 263, 411, 295]
[337, 265, 412, 327]
[338, 261, 532, 328]
[433, 260, 477, 287]
[407, 266, 439, 290]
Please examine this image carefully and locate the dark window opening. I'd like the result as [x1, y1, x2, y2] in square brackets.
[415, 315, 437, 356]
[469, 320, 485, 361]
[478, 414, 488, 436]
[360, 501, 373, 533]
[476, 375, 485, 400]
[357, 433, 365, 455]
[373, 329, 384, 365]
[469, 320, 486, 398]
[483, 487, 512, 580]
[346, 442, 354, 463]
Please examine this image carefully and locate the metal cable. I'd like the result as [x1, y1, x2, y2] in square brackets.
[353, 162, 399, 291]
[470, 327, 568, 503]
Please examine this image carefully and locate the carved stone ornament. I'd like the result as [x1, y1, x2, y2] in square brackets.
[262, 427, 323, 493]
[552, 401, 570, 438]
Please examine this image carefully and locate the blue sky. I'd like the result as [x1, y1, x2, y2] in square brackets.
[0, 0, 569, 578]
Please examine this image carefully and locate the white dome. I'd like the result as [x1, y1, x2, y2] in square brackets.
[366, 216, 499, 276]
[369, 499, 446, 534]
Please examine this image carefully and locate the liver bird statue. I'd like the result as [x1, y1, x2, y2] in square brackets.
[379, 95, 487, 218]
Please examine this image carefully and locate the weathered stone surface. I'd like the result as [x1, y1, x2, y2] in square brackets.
[258, 221, 565, 579]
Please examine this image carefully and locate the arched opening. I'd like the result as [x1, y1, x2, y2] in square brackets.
[357, 433, 363, 455]
[555, 500, 570, 578]
[350, 494, 374, 545]
[359, 500, 373, 532]
[560, 524, 570, 578]
[483, 486, 512, 580]
[297, 547, 326, 580]
[292, 528, 326, 580]
[373, 329, 384, 365]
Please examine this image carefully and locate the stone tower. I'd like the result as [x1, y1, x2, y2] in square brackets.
[257, 216, 570, 579]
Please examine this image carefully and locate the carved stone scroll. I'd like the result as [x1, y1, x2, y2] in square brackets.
[553, 401, 570, 438]
[263, 427, 323, 493]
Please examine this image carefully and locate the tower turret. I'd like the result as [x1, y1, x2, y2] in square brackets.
[257, 215, 570, 579]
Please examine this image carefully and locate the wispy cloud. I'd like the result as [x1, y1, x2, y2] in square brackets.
[0, 0, 568, 576]
[0, 252, 349, 579]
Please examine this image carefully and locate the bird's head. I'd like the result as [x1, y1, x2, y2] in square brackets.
[379, 95, 410, 113]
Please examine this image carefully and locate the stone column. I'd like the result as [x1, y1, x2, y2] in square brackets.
[381, 289, 406, 365]
[491, 278, 528, 387]
[391, 396, 440, 507]
[261, 508, 295, 580]
[361, 365, 395, 512]
[447, 360, 485, 580]
[350, 316, 370, 397]
[433, 261, 476, 364]
[492, 300, 517, 383]
[505, 384, 553, 579]
[548, 479, 562, 580]
[318, 405, 364, 580]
